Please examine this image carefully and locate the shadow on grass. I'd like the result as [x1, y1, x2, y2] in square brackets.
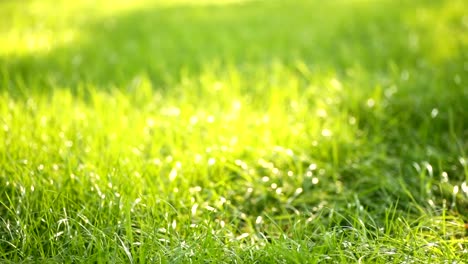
[2, 0, 463, 95]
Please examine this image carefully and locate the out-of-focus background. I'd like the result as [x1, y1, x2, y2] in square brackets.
[2, 0, 465, 91]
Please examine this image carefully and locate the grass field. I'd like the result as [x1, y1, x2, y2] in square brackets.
[1, 0, 467, 262]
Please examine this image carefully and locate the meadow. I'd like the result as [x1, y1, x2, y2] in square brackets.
[0, 0, 467, 262]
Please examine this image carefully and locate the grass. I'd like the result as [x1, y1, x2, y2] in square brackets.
[0, 0, 467, 262]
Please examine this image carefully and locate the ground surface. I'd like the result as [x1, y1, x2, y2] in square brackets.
[0, 0, 467, 262]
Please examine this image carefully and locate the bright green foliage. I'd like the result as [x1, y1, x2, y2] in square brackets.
[0, 0, 467, 262]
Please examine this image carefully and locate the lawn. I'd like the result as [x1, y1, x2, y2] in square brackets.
[0, 0, 467, 262]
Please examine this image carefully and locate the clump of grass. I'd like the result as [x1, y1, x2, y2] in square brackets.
[1, 0, 467, 262]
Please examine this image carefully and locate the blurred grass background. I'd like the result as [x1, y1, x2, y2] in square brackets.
[1, 0, 466, 92]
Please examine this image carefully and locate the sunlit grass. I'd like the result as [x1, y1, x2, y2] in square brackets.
[1, 0, 467, 262]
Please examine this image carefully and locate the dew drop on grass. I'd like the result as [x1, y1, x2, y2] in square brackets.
[424, 162, 433, 177]
[232, 100, 242, 111]
[162, 106, 180, 117]
[189, 186, 202, 193]
[131, 198, 141, 210]
[65, 140, 73, 148]
[206, 115, 215, 123]
[236, 233, 249, 240]
[428, 199, 435, 207]
[275, 188, 283, 195]
[169, 168, 177, 181]
[132, 147, 141, 156]
[37, 164, 44, 171]
[158, 238, 169, 244]
[460, 157, 467, 166]
[219, 196, 227, 205]
[146, 118, 155, 128]
[453, 185, 459, 195]
[295, 188, 303, 195]
[330, 78, 342, 90]
[305, 171, 313, 177]
[290, 100, 298, 111]
[205, 205, 216, 212]
[441, 172, 449, 182]
[461, 182, 468, 194]
[255, 216, 263, 224]
[321, 129, 332, 137]
[191, 203, 198, 216]
[287, 171, 294, 177]
[213, 82, 223, 91]
[271, 183, 277, 189]
[317, 109, 327, 118]
[229, 137, 238, 146]
[236, 159, 248, 170]
[262, 176, 270, 182]
[54, 231, 64, 239]
[208, 158, 216, 166]
[431, 108, 439, 118]
[194, 154, 202, 163]
[312, 177, 319, 185]
[258, 159, 273, 169]
[366, 98, 375, 108]
[342, 241, 352, 248]
[189, 115, 199, 125]
[19, 186, 26, 196]
[309, 163, 317, 170]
